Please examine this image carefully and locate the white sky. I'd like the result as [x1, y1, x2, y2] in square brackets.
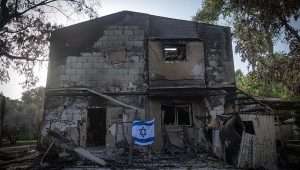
[0, 0, 255, 99]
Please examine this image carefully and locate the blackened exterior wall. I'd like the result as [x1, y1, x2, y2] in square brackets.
[47, 25, 146, 92]
[42, 11, 235, 150]
[148, 40, 206, 88]
[46, 11, 235, 90]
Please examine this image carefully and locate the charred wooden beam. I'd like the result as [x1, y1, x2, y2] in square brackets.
[47, 130, 107, 166]
[226, 96, 253, 101]
[224, 110, 272, 115]
[237, 101, 260, 106]
[46, 88, 145, 113]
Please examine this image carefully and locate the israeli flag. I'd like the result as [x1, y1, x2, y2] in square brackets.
[132, 119, 155, 146]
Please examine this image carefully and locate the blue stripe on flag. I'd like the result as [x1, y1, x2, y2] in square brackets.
[134, 141, 153, 146]
[133, 137, 154, 143]
[132, 120, 154, 126]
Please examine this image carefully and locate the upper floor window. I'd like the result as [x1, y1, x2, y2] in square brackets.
[163, 43, 186, 62]
[161, 104, 192, 126]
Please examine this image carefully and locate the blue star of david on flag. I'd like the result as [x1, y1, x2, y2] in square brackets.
[132, 119, 155, 146]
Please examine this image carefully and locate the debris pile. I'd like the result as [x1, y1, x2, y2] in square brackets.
[36, 130, 240, 169]
[0, 144, 39, 169]
[41, 147, 240, 170]
[105, 152, 239, 170]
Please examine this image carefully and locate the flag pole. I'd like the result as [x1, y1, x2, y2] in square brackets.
[129, 138, 133, 165]
[129, 110, 138, 165]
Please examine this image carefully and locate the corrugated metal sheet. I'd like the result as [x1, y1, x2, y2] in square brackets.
[240, 114, 277, 170]
[238, 132, 255, 168]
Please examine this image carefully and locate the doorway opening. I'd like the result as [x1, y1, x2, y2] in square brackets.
[87, 108, 106, 146]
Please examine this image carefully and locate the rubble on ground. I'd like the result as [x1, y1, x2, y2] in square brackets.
[0, 144, 39, 169]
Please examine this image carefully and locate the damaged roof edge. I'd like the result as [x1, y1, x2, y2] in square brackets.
[47, 88, 145, 113]
[50, 10, 231, 39]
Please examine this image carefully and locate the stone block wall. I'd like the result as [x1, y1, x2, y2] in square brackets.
[43, 26, 147, 147]
[94, 26, 144, 50]
[48, 24, 235, 91]
[51, 26, 146, 93]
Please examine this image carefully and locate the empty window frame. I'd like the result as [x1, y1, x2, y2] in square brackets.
[243, 121, 255, 135]
[161, 104, 192, 126]
[162, 43, 186, 61]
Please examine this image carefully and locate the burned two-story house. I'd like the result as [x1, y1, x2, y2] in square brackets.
[41, 11, 277, 169]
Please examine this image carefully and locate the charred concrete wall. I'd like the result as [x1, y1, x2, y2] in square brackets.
[148, 40, 205, 88]
[42, 25, 146, 146]
[147, 97, 210, 151]
[41, 96, 88, 146]
[105, 95, 145, 148]
[47, 11, 235, 90]
[43, 11, 236, 150]
[47, 26, 146, 92]
[42, 93, 145, 148]
[201, 26, 235, 87]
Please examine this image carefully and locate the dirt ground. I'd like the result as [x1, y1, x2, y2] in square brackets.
[0, 143, 299, 170]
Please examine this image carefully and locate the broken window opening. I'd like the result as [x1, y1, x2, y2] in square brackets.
[161, 104, 192, 126]
[243, 121, 255, 135]
[162, 105, 176, 125]
[163, 44, 186, 62]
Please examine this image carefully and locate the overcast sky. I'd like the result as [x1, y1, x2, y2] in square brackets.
[0, 0, 251, 99]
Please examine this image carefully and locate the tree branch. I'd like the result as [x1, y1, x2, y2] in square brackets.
[14, 0, 19, 16]
[0, 51, 47, 62]
[2, 25, 31, 34]
[17, 0, 57, 17]
[44, 4, 71, 19]
[1, 0, 58, 30]
[280, 17, 300, 42]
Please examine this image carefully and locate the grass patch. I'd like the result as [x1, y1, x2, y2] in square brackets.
[16, 140, 37, 145]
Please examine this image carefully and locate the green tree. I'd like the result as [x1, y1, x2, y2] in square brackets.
[3, 97, 23, 140]
[0, 0, 100, 87]
[194, 0, 300, 95]
[21, 86, 45, 138]
[235, 69, 291, 99]
[3, 87, 45, 140]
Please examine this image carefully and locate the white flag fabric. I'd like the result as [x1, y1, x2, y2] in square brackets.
[132, 119, 155, 146]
